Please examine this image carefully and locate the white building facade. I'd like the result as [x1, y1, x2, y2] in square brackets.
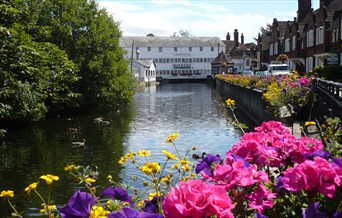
[120, 36, 226, 80]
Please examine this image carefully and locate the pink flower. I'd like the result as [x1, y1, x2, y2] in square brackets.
[163, 180, 235, 218]
[213, 160, 268, 190]
[254, 121, 291, 136]
[298, 77, 311, 87]
[247, 184, 277, 213]
[282, 157, 342, 198]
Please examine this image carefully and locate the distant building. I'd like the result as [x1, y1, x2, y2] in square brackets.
[258, 0, 342, 73]
[120, 36, 225, 80]
[131, 59, 156, 83]
[221, 29, 257, 73]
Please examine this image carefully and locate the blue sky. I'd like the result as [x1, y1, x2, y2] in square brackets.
[98, 0, 319, 43]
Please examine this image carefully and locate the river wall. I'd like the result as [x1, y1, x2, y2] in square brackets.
[216, 78, 277, 125]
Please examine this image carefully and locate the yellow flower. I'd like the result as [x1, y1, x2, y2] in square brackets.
[25, 182, 39, 194]
[64, 164, 80, 172]
[305, 121, 316, 126]
[141, 162, 160, 175]
[0, 190, 14, 198]
[86, 177, 96, 183]
[161, 173, 173, 185]
[90, 205, 110, 218]
[107, 175, 113, 182]
[226, 98, 235, 107]
[143, 181, 149, 186]
[137, 200, 145, 207]
[40, 204, 57, 213]
[165, 133, 179, 143]
[162, 150, 177, 160]
[148, 191, 162, 201]
[178, 159, 190, 165]
[118, 157, 128, 165]
[138, 150, 151, 157]
[40, 174, 59, 185]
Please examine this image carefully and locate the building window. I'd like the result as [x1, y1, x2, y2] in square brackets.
[332, 29, 337, 43]
[285, 38, 290, 52]
[307, 30, 314, 47]
[200, 47, 203, 51]
[211, 47, 214, 51]
[274, 42, 278, 55]
[269, 43, 273, 56]
[189, 47, 192, 52]
[315, 26, 324, 45]
[292, 36, 296, 50]
[159, 47, 163, 52]
[340, 18, 342, 39]
[147, 47, 151, 52]
[174, 47, 177, 52]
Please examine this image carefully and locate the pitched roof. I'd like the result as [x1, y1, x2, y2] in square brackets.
[133, 59, 155, 68]
[120, 36, 225, 48]
[211, 51, 233, 65]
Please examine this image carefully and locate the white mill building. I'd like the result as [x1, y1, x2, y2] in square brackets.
[120, 36, 226, 80]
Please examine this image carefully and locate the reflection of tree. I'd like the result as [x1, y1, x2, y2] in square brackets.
[0, 105, 134, 216]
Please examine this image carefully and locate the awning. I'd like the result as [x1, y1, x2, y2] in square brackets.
[289, 58, 305, 65]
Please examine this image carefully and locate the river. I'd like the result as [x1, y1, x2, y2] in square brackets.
[0, 82, 245, 217]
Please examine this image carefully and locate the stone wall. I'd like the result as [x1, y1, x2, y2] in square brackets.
[216, 78, 276, 125]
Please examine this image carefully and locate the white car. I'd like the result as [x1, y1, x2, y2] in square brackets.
[242, 70, 254, 75]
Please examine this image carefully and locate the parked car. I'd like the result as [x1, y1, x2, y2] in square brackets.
[255, 70, 267, 76]
[242, 70, 254, 75]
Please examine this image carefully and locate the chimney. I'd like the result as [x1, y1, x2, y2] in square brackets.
[226, 32, 230, 40]
[241, 33, 244, 45]
[234, 29, 239, 47]
[297, 0, 311, 22]
[320, 0, 333, 7]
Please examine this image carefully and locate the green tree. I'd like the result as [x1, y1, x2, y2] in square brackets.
[171, 28, 193, 37]
[31, 0, 137, 107]
[0, 0, 80, 122]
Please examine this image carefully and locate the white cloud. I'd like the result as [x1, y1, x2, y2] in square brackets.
[98, 0, 301, 42]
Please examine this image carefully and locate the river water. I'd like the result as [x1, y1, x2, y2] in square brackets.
[0, 83, 244, 217]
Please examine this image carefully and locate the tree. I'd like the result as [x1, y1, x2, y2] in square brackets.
[170, 28, 193, 37]
[254, 23, 272, 42]
[259, 23, 272, 36]
[31, 0, 137, 107]
[0, 0, 80, 122]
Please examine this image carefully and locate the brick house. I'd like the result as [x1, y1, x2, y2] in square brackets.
[258, 0, 342, 73]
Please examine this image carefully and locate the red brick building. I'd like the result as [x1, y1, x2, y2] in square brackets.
[258, 0, 342, 73]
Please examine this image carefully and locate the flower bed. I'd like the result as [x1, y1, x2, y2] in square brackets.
[1, 118, 341, 217]
[216, 73, 317, 119]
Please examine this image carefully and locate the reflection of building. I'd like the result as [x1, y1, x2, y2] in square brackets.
[120, 36, 225, 80]
[257, 0, 342, 73]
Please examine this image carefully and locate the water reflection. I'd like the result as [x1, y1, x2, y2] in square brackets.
[0, 83, 243, 216]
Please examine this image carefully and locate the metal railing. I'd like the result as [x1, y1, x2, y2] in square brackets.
[313, 78, 342, 102]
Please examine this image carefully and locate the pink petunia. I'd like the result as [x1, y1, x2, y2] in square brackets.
[247, 184, 277, 213]
[163, 180, 235, 218]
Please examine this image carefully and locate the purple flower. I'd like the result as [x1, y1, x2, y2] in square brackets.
[102, 187, 133, 207]
[302, 202, 328, 218]
[331, 158, 342, 168]
[304, 150, 331, 160]
[142, 197, 163, 213]
[255, 212, 269, 218]
[195, 153, 221, 176]
[59, 190, 98, 218]
[106, 207, 163, 218]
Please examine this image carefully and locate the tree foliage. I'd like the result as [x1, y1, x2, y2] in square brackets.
[0, 0, 136, 123]
[171, 28, 193, 37]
